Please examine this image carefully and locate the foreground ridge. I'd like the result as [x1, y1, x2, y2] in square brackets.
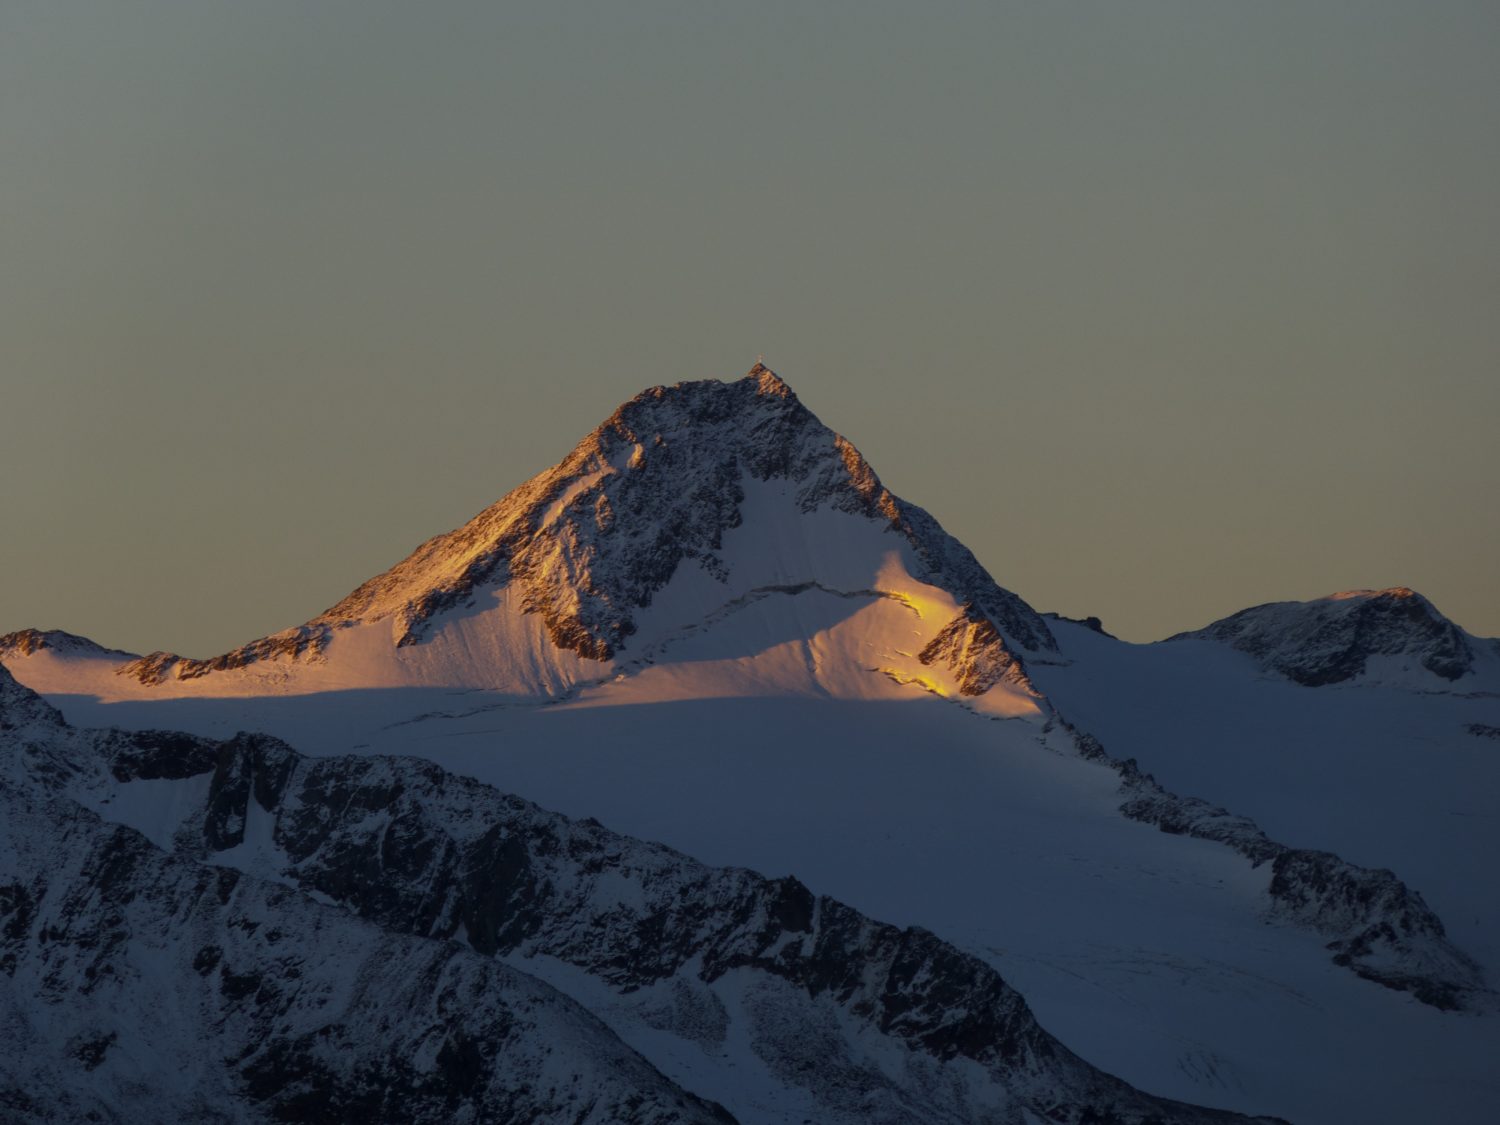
[0, 664, 1279, 1124]
[0, 669, 730, 1124]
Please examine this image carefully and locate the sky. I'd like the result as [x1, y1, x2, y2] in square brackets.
[1, 1, 1497, 657]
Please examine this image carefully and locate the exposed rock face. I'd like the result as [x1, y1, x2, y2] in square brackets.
[0, 666, 733, 1125]
[0, 661, 64, 734]
[1168, 588, 1477, 686]
[0, 665, 1280, 1125]
[119, 625, 332, 686]
[1059, 721, 1487, 1010]
[919, 604, 1037, 697]
[120, 367, 1054, 682]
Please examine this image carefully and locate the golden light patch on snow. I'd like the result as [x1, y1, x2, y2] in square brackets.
[871, 552, 960, 624]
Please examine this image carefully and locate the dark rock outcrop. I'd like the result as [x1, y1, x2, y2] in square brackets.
[138, 730, 1277, 1123]
[1, 665, 1279, 1125]
[0, 667, 737, 1125]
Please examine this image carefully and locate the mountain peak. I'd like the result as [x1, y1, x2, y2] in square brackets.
[1170, 586, 1477, 686]
[747, 361, 794, 398]
[599, 365, 808, 442]
[107, 369, 1055, 688]
[329, 370, 1054, 663]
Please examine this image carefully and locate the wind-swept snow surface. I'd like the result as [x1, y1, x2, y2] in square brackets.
[0, 665, 1279, 1125]
[1034, 613, 1500, 997]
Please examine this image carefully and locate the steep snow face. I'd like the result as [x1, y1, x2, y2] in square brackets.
[1167, 587, 1493, 688]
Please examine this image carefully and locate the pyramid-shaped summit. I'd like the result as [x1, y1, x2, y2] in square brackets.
[34, 367, 1051, 710]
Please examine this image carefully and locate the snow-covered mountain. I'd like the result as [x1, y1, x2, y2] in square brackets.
[1, 667, 738, 1124]
[12, 366, 1047, 713]
[0, 628, 137, 663]
[1165, 587, 1500, 689]
[0, 663, 1282, 1124]
[4, 366, 1498, 1124]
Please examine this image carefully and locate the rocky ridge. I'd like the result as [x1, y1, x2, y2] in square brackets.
[1054, 719, 1488, 1010]
[0, 667, 733, 1125]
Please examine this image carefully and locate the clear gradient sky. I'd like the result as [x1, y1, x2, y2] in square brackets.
[2, 1, 1497, 657]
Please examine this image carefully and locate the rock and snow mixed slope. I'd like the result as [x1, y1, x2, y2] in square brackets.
[5, 366, 1047, 713]
[1164, 587, 1500, 689]
[3, 367, 1498, 1124]
[0, 665, 1277, 1125]
[1032, 604, 1500, 1005]
[0, 668, 734, 1125]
